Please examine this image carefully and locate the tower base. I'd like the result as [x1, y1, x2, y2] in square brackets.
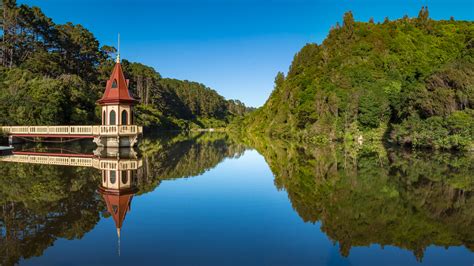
[93, 146, 138, 159]
[93, 135, 139, 148]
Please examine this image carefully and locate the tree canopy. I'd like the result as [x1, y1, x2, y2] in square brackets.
[0, 0, 250, 129]
[235, 8, 474, 150]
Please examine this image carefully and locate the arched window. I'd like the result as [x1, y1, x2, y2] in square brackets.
[121, 110, 128, 125]
[121, 171, 128, 184]
[102, 111, 106, 125]
[111, 79, 118, 88]
[109, 110, 116, 125]
[110, 171, 116, 184]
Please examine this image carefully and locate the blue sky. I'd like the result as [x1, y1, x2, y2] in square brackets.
[19, 0, 474, 107]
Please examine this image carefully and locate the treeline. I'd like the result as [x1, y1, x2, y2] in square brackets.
[0, 0, 250, 129]
[100, 59, 253, 129]
[0, 0, 103, 125]
[234, 8, 474, 150]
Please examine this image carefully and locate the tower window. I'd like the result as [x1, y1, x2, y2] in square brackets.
[112, 79, 118, 88]
[121, 171, 128, 184]
[110, 110, 116, 125]
[121, 110, 128, 125]
[110, 171, 116, 184]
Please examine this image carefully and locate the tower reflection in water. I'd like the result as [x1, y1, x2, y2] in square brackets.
[96, 147, 141, 250]
[0, 145, 143, 252]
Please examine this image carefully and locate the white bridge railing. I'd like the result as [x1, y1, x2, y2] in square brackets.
[1, 125, 143, 136]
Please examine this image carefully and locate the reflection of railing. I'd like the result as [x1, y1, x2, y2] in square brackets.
[1, 125, 143, 137]
[0, 154, 142, 170]
[98, 158, 143, 170]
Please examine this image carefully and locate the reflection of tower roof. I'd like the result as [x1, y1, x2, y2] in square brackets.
[99, 187, 137, 236]
[97, 62, 137, 105]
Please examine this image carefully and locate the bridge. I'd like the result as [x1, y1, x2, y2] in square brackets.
[2, 125, 142, 139]
[1, 54, 143, 147]
[1, 125, 142, 138]
[2, 125, 143, 147]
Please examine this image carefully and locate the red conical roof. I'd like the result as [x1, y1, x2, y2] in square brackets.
[98, 62, 137, 105]
[100, 188, 135, 231]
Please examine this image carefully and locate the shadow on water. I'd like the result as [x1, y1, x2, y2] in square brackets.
[0, 132, 472, 264]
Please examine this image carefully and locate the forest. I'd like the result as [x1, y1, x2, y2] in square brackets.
[233, 8, 474, 150]
[1, 2, 472, 150]
[0, 0, 250, 130]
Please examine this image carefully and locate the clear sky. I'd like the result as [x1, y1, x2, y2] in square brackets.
[18, 0, 474, 107]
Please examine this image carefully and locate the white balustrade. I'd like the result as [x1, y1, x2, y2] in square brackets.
[1, 125, 143, 137]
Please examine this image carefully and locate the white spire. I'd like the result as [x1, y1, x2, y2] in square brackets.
[116, 33, 120, 63]
[117, 228, 121, 256]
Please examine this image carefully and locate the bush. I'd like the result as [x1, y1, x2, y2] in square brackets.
[391, 110, 474, 150]
[358, 89, 391, 129]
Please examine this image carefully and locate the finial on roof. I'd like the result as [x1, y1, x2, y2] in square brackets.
[116, 33, 120, 63]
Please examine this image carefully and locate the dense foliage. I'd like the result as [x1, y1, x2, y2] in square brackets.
[0, 0, 249, 129]
[99, 59, 252, 130]
[235, 8, 474, 150]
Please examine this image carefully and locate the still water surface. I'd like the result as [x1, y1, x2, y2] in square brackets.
[0, 133, 472, 265]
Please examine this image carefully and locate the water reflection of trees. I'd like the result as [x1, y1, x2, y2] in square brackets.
[136, 132, 246, 194]
[246, 135, 474, 261]
[0, 164, 102, 266]
[3, 132, 469, 263]
[0, 132, 246, 265]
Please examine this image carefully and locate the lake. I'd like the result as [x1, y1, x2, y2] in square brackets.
[0, 132, 472, 266]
